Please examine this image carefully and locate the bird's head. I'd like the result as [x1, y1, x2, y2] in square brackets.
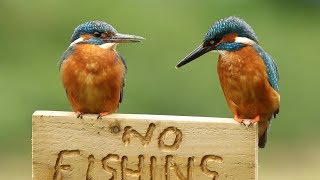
[176, 16, 258, 68]
[69, 21, 144, 49]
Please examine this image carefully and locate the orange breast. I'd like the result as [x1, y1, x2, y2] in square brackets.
[60, 44, 125, 114]
[217, 46, 280, 120]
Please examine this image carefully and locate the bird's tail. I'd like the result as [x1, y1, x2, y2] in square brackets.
[259, 108, 279, 148]
[258, 118, 270, 148]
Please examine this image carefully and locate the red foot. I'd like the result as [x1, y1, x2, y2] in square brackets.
[76, 111, 84, 119]
[248, 115, 260, 126]
[234, 115, 245, 125]
[97, 112, 110, 119]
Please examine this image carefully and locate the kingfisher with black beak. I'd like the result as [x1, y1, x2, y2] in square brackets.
[59, 21, 144, 119]
[176, 16, 280, 148]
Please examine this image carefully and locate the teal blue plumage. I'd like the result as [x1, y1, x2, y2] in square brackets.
[70, 21, 117, 42]
[204, 16, 279, 93]
[176, 16, 280, 148]
[204, 16, 258, 43]
[253, 44, 279, 92]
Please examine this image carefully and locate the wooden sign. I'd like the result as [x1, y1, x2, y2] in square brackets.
[32, 111, 258, 179]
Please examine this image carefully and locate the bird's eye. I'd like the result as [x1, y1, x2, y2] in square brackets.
[93, 32, 102, 37]
[213, 37, 221, 43]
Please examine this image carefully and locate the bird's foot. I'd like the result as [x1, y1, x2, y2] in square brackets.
[248, 115, 260, 127]
[76, 111, 84, 119]
[234, 115, 246, 126]
[97, 112, 110, 119]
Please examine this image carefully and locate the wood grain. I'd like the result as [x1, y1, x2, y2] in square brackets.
[32, 110, 258, 180]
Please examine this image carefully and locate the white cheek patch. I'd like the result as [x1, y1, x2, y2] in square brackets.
[99, 43, 118, 50]
[69, 37, 84, 47]
[235, 37, 256, 45]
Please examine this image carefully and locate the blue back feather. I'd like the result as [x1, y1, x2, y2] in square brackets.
[253, 44, 280, 92]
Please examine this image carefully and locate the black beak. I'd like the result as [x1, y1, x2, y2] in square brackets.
[175, 44, 213, 69]
[102, 33, 145, 43]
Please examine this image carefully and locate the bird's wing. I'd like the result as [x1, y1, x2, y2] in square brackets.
[253, 44, 279, 92]
[117, 53, 127, 104]
[58, 45, 75, 70]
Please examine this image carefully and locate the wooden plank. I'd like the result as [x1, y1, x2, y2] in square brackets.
[32, 110, 258, 180]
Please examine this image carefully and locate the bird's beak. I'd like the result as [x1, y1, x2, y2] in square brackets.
[175, 44, 213, 68]
[104, 33, 145, 43]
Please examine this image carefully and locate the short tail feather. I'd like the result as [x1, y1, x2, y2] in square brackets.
[259, 107, 279, 148]
[258, 127, 268, 148]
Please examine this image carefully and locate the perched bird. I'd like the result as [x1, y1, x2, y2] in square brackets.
[59, 21, 144, 119]
[176, 16, 280, 148]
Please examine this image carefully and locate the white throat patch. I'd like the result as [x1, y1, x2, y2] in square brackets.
[68, 37, 117, 50]
[212, 50, 227, 56]
[99, 43, 118, 50]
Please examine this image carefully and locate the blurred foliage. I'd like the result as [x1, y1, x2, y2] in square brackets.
[0, 0, 319, 179]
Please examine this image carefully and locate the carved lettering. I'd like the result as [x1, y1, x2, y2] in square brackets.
[187, 157, 194, 179]
[52, 151, 226, 179]
[53, 150, 80, 180]
[102, 154, 120, 179]
[158, 127, 182, 151]
[86, 155, 94, 180]
[201, 155, 223, 179]
[122, 123, 156, 146]
[121, 155, 144, 179]
[150, 156, 156, 179]
[49, 124, 231, 179]
[165, 155, 194, 180]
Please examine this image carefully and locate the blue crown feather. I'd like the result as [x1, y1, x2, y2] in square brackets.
[70, 21, 117, 42]
[204, 16, 259, 43]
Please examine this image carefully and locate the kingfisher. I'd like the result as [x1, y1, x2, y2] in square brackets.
[59, 21, 144, 119]
[176, 16, 280, 148]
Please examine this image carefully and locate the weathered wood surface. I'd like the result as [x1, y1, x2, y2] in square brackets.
[32, 110, 258, 180]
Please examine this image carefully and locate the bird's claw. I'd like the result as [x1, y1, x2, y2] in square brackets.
[76, 111, 84, 119]
[234, 115, 261, 127]
[97, 112, 110, 119]
[234, 115, 246, 126]
[248, 115, 260, 127]
[240, 121, 246, 126]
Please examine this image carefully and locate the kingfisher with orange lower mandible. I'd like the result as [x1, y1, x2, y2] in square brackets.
[176, 16, 280, 148]
[59, 21, 144, 119]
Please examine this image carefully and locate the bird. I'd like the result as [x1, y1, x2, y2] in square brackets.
[176, 16, 280, 148]
[59, 21, 144, 119]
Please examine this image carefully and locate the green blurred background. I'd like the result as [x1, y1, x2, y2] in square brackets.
[1, 0, 319, 179]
